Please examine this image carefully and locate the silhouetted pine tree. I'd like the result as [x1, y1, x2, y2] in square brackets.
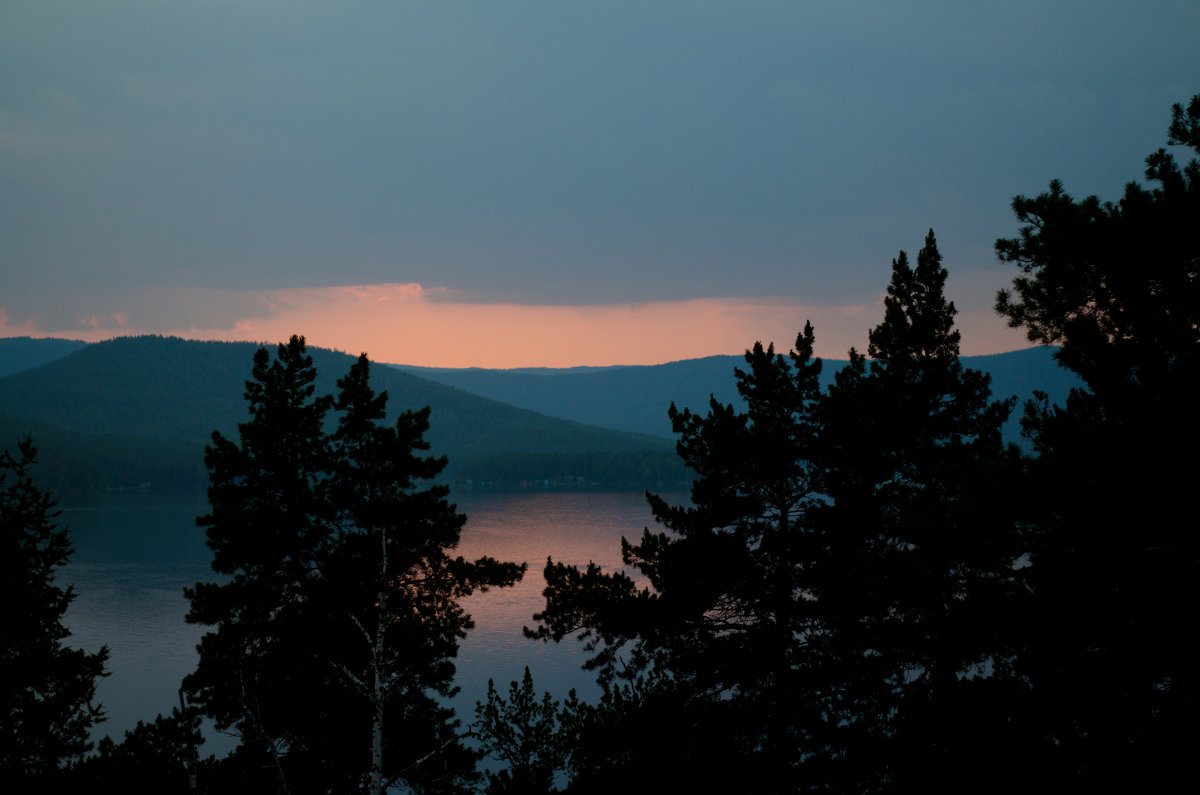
[994, 93, 1200, 789]
[1, 438, 109, 785]
[319, 354, 523, 795]
[473, 667, 576, 794]
[814, 231, 1024, 792]
[530, 241, 1026, 792]
[531, 326, 828, 792]
[185, 338, 522, 794]
[65, 707, 208, 794]
[184, 335, 335, 791]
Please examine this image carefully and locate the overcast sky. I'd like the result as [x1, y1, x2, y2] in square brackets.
[2, 1, 1197, 366]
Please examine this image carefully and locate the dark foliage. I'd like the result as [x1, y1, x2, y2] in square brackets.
[473, 667, 576, 794]
[0, 438, 109, 785]
[526, 233, 1024, 793]
[184, 337, 523, 794]
[994, 92, 1200, 789]
[65, 707, 209, 794]
[0, 335, 675, 493]
[814, 231, 1023, 791]
[0, 410, 207, 494]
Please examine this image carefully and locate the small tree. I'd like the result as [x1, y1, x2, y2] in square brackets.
[473, 668, 575, 794]
[0, 438, 109, 783]
[66, 707, 209, 794]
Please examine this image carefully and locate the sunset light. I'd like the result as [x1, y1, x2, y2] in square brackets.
[1, 282, 1030, 368]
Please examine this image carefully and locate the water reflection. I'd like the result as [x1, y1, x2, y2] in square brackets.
[58, 489, 684, 750]
[453, 491, 677, 712]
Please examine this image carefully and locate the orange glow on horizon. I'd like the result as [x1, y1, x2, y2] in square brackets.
[1, 284, 1031, 368]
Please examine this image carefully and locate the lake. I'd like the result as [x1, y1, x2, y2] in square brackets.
[58, 488, 683, 754]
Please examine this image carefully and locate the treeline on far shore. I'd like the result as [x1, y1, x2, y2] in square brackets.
[0, 413, 209, 494]
[0, 414, 688, 496]
[449, 449, 690, 492]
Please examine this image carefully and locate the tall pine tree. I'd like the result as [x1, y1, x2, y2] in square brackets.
[184, 335, 334, 790]
[318, 355, 524, 795]
[994, 93, 1200, 788]
[529, 239, 1023, 792]
[815, 231, 1023, 791]
[185, 338, 523, 793]
[531, 325, 828, 792]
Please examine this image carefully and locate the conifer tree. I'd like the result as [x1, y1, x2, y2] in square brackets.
[1, 438, 109, 783]
[319, 355, 524, 795]
[529, 236, 1021, 792]
[185, 339, 523, 793]
[65, 707, 208, 794]
[184, 335, 334, 790]
[473, 667, 574, 794]
[994, 93, 1200, 788]
[815, 231, 1022, 790]
[531, 325, 827, 791]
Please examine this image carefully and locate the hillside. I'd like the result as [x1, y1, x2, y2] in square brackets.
[0, 336, 87, 378]
[0, 336, 679, 492]
[0, 336, 1083, 493]
[392, 347, 1082, 441]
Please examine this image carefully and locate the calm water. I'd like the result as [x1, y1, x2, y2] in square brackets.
[58, 489, 682, 752]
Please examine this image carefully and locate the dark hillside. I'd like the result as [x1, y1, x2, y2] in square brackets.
[393, 347, 1080, 442]
[0, 336, 677, 491]
[393, 356, 747, 439]
[0, 410, 206, 493]
[0, 337, 263, 444]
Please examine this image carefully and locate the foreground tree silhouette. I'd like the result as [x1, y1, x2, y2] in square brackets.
[529, 233, 1022, 793]
[185, 337, 523, 794]
[531, 325, 826, 792]
[815, 231, 1022, 791]
[66, 707, 209, 793]
[473, 667, 576, 794]
[994, 93, 1200, 788]
[1, 438, 109, 784]
[184, 336, 333, 791]
[321, 355, 524, 794]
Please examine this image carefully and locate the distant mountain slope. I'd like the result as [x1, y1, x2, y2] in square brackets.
[0, 336, 87, 378]
[0, 336, 1083, 493]
[391, 347, 1082, 442]
[0, 336, 677, 492]
[960, 348, 1083, 415]
[0, 409, 207, 493]
[394, 355, 744, 440]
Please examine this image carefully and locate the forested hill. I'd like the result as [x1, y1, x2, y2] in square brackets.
[0, 336, 87, 378]
[0, 336, 1081, 492]
[392, 346, 1082, 441]
[0, 336, 679, 493]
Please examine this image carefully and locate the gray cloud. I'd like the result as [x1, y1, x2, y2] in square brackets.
[2, 1, 1198, 320]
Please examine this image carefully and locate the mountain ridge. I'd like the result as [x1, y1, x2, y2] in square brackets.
[0, 337, 1082, 493]
[389, 347, 1081, 440]
[0, 336, 678, 492]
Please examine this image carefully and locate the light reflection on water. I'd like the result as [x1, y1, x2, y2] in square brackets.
[58, 489, 684, 753]
[453, 491, 675, 711]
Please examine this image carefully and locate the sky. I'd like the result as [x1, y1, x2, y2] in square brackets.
[2, 1, 1197, 368]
